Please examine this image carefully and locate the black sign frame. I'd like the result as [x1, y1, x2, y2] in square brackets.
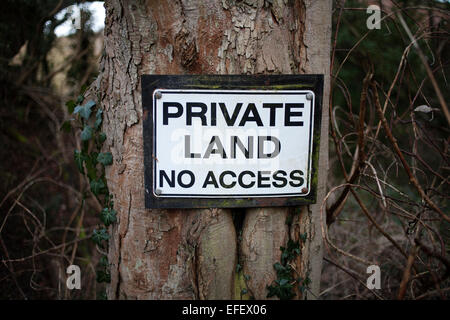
[142, 75, 323, 209]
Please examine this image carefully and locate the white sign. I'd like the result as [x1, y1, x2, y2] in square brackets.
[152, 89, 315, 198]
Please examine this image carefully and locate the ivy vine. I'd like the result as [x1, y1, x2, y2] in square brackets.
[266, 227, 310, 299]
[66, 92, 114, 299]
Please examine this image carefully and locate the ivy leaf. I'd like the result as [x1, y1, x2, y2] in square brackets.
[97, 152, 113, 166]
[73, 105, 91, 120]
[92, 228, 110, 246]
[74, 150, 87, 173]
[90, 151, 99, 166]
[96, 270, 111, 283]
[97, 291, 107, 300]
[274, 262, 284, 272]
[281, 251, 289, 264]
[100, 207, 117, 226]
[84, 155, 97, 181]
[300, 232, 308, 242]
[84, 99, 96, 109]
[303, 276, 311, 286]
[278, 278, 289, 286]
[90, 178, 106, 195]
[60, 120, 73, 132]
[73, 105, 82, 115]
[266, 285, 278, 298]
[76, 94, 84, 105]
[99, 256, 109, 268]
[74, 100, 95, 120]
[66, 100, 76, 114]
[98, 132, 107, 144]
[95, 108, 103, 129]
[81, 125, 93, 141]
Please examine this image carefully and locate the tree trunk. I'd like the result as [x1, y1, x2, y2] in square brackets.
[98, 0, 330, 300]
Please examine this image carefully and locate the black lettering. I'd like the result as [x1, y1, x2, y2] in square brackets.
[258, 171, 271, 188]
[272, 170, 288, 188]
[219, 102, 242, 126]
[285, 103, 304, 126]
[159, 170, 175, 187]
[163, 102, 183, 125]
[202, 171, 219, 188]
[258, 136, 281, 159]
[239, 103, 263, 126]
[238, 171, 255, 188]
[231, 136, 253, 159]
[204, 136, 227, 158]
[289, 170, 304, 187]
[184, 135, 201, 158]
[263, 103, 283, 126]
[211, 103, 217, 126]
[178, 170, 195, 188]
[186, 102, 207, 126]
[219, 171, 236, 188]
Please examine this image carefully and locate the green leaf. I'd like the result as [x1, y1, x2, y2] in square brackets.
[74, 150, 86, 173]
[81, 125, 93, 141]
[80, 84, 88, 95]
[241, 288, 248, 295]
[95, 108, 103, 129]
[92, 228, 110, 246]
[274, 262, 284, 272]
[66, 100, 76, 114]
[303, 276, 311, 286]
[90, 178, 106, 195]
[84, 156, 97, 181]
[73, 105, 86, 120]
[60, 120, 73, 132]
[266, 285, 278, 298]
[98, 132, 107, 144]
[85, 100, 96, 109]
[74, 100, 95, 120]
[89, 151, 99, 166]
[278, 278, 289, 286]
[97, 291, 107, 300]
[76, 94, 84, 105]
[96, 269, 111, 283]
[300, 232, 307, 242]
[99, 256, 109, 268]
[100, 207, 117, 226]
[97, 152, 113, 166]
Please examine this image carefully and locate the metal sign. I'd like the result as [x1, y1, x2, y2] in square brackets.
[142, 75, 323, 209]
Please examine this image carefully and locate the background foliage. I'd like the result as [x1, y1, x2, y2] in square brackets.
[0, 0, 449, 299]
[322, 0, 449, 299]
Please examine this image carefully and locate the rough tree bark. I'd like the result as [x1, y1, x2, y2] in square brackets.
[97, 0, 330, 299]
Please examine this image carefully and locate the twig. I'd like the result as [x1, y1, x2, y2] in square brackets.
[323, 257, 384, 300]
[372, 82, 450, 223]
[396, 12, 450, 127]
